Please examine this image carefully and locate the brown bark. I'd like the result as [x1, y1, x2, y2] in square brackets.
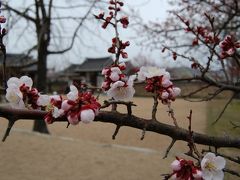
[0, 105, 239, 148]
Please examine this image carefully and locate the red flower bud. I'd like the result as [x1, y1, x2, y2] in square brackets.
[117, 1, 124, 6]
[172, 52, 177, 60]
[0, 16, 6, 23]
[192, 38, 198, 46]
[120, 16, 129, 28]
[121, 51, 128, 58]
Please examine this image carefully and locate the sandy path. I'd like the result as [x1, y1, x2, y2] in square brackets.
[0, 97, 207, 180]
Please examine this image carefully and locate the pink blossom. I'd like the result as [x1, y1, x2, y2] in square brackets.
[61, 100, 72, 111]
[67, 114, 79, 125]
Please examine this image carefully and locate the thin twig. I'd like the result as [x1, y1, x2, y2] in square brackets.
[212, 93, 235, 125]
[167, 103, 179, 127]
[2, 118, 16, 142]
[112, 125, 121, 140]
[224, 168, 240, 177]
[140, 127, 146, 140]
[152, 95, 159, 120]
[163, 139, 176, 159]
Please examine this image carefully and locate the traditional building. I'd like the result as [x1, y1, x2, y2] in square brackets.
[63, 57, 113, 87]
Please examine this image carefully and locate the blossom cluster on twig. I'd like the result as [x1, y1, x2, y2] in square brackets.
[169, 152, 226, 180]
[137, 66, 181, 104]
[6, 76, 101, 125]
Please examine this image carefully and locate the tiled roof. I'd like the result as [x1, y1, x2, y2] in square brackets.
[65, 57, 113, 73]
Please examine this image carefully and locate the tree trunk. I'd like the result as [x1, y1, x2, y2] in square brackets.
[33, 14, 50, 134]
[33, 42, 49, 133]
[33, 40, 49, 134]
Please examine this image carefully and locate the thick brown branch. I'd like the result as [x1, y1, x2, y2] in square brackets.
[0, 105, 239, 148]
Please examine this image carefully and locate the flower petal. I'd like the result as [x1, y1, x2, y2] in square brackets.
[202, 170, 213, 180]
[214, 156, 226, 170]
[80, 109, 95, 124]
[7, 77, 21, 87]
[68, 114, 79, 125]
[67, 85, 78, 101]
[61, 100, 72, 111]
[20, 76, 33, 88]
[170, 159, 181, 171]
[212, 170, 224, 180]
[37, 95, 50, 106]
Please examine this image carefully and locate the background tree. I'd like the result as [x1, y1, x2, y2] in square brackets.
[134, 0, 240, 122]
[0, 0, 239, 179]
[2, 0, 99, 133]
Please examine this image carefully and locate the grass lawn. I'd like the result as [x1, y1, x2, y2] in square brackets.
[207, 99, 240, 137]
[206, 99, 240, 179]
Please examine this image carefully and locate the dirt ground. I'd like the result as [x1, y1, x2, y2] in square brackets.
[0, 97, 207, 180]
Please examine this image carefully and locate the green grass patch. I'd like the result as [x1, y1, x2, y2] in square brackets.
[206, 99, 240, 137]
[206, 99, 240, 179]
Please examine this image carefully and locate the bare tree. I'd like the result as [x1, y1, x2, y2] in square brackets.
[135, 0, 240, 121]
[2, 0, 99, 133]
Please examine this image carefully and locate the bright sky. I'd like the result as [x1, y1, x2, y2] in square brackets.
[4, 0, 172, 71]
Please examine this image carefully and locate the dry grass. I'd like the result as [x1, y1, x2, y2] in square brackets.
[0, 97, 209, 180]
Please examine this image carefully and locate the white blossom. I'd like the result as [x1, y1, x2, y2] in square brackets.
[6, 85, 25, 109]
[201, 152, 226, 180]
[67, 85, 78, 101]
[20, 76, 33, 88]
[109, 72, 120, 81]
[107, 75, 135, 100]
[161, 91, 169, 99]
[50, 95, 61, 101]
[7, 77, 21, 87]
[171, 159, 181, 171]
[172, 87, 181, 97]
[61, 100, 72, 111]
[52, 107, 65, 118]
[137, 66, 168, 81]
[162, 76, 173, 88]
[37, 95, 50, 106]
[80, 109, 95, 124]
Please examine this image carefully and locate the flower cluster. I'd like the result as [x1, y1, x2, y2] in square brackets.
[201, 152, 226, 180]
[171, 157, 202, 180]
[177, 15, 219, 47]
[190, 26, 220, 46]
[108, 37, 130, 59]
[5, 76, 101, 125]
[94, 0, 130, 59]
[219, 35, 240, 59]
[41, 85, 101, 125]
[101, 63, 135, 100]
[137, 66, 181, 104]
[94, 0, 128, 29]
[6, 76, 40, 109]
[170, 152, 226, 180]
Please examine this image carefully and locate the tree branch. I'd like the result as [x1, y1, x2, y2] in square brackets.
[47, 0, 98, 54]
[2, 3, 36, 23]
[0, 105, 239, 148]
